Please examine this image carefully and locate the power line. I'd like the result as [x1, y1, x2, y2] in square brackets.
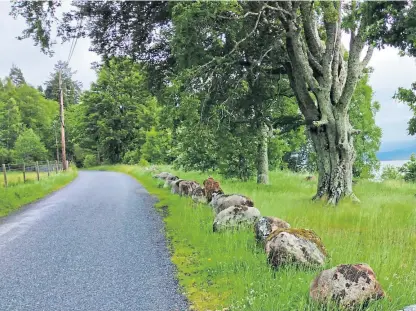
[67, 17, 83, 65]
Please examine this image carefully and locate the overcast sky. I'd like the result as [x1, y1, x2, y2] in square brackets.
[1, 2, 416, 146]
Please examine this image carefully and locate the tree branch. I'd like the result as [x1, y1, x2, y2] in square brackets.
[198, 5, 265, 72]
[307, 50, 323, 75]
[339, 21, 368, 109]
[300, 2, 323, 59]
[330, 7, 343, 104]
[361, 45, 374, 70]
[263, 3, 293, 22]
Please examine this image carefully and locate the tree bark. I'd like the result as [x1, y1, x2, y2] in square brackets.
[257, 122, 269, 184]
[308, 105, 358, 205]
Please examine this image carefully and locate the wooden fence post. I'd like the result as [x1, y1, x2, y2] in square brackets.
[2, 164, 7, 188]
[55, 160, 58, 174]
[36, 161, 40, 181]
[23, 163, 26, 183]
[47, 160, 50, 177]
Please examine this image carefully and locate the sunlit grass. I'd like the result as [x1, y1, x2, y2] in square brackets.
[0, 171, 55, 187]
[0, 168, 78, 217]
[100, 165, 416, 311]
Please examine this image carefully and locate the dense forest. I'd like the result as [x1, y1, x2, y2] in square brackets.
[7, 1, 416, 204]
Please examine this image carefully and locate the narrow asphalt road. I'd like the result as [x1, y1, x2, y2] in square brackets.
[0, 171, 188, 311]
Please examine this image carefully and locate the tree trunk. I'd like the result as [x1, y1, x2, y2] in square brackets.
[257, 123, 269, 184]
[308, 107, 357, 205]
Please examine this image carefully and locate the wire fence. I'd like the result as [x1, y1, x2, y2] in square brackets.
[1, 160, 67, 188]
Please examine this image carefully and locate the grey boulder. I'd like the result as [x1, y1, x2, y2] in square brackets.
[213, 205, 261, 232]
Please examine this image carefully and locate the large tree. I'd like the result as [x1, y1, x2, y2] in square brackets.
[170, 1, 305, 183]
[77, 58, 162, 164]
[44, 61, 82, 106]
[0, 77, 58, 160]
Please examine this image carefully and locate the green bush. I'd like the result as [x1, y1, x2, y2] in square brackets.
[138, 158, 150, 167]
[72, 144, 87, 167]
[83, 154, 98, 168]
[122, 150, 141, 165]
[400, 154, 416, 182]
[381, 165, 402, 180]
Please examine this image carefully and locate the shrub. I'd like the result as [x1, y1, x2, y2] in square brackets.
[138, 158, 150, 167]
[381, 165, 402, 180]
[400, 154, 416, 182]
[83, 154, 98, 168]
[72, 144, 87, 167]
[122, 150, 140, 165]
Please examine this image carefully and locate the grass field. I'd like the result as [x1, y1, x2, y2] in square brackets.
[0, 171, 54, 187]
[0, 168, 78, 217]
[98, 165, 416, 311]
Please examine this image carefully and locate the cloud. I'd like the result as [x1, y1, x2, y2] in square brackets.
[1, 3, 416, 144]
[0, 2, 100, 90]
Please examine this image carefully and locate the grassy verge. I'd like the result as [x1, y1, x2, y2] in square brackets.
[0, 167, 78, 217]
[98, 165, 416, 311]
[0, 171, 52, 187]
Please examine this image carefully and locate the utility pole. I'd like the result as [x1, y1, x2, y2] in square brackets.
[59, 69, 67, 171]
[53, 120, 60, 164]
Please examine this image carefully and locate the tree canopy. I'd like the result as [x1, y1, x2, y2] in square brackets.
[10, 0, 415, 203]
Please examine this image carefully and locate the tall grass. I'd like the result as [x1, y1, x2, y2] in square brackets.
[1, 171, 52, 187]
[102, 165, 416, 311]
[0, 168, 78, 217]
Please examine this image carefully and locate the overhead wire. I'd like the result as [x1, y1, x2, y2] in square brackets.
[67, 17, 83, 65]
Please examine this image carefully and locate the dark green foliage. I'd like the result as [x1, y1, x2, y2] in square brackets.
[66, 57, 166, 165]
[394, 82, 416, 135]
[9, 64, 26, 86]
[83, 154, 98, 168]
[400, 154, 416, 182]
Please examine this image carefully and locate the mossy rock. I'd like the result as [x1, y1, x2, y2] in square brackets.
[267, 228, 327, 256]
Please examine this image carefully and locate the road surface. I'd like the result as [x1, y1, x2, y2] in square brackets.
[0, 171, 188, 311]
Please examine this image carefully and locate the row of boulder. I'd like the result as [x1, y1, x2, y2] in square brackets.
[152, 171, 407, 310]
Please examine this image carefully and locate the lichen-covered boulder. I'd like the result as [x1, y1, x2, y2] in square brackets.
[171, 179, 184, 194]
[203, 177, 223, 203]
[254, 216, 291, 242]
[163, 175, 179, 188]
[179, 180, 201, 196]
[310, 264, 385, 310]
[153, 172, 171, 180]
[210, 192, 224, 207]
[213, 205, 261, 232]
[192, 186, 207, 204]
[266, 228, 326, 268]
[402, 306, 416, 311]
[212, 194, 254, 215]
